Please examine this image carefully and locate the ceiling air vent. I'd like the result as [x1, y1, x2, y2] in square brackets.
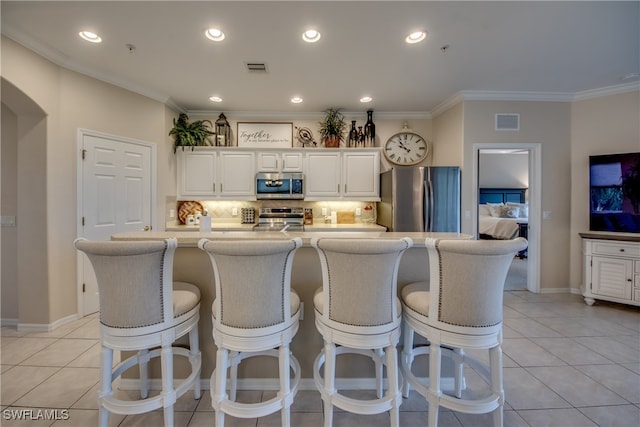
[495, 113, 520, 131]
[245, 62, 268, 73]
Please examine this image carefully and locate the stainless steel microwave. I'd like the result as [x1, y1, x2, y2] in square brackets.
[255, 172, 304, 200]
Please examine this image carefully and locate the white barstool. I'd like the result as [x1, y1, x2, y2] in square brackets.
[311, 237, 413, 427]
[400, 237, 527, 427]
[198, 238, 303, 427]
[74, 238, 201, 427]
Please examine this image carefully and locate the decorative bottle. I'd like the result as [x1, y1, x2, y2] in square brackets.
[357, 126, 364, 147]
[364, 110, 375, 147]
[348, 120, 358, 148]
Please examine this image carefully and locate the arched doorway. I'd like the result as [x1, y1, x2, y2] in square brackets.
[1, 78, 49, 327]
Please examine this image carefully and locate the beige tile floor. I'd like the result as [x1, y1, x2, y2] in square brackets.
[1, 291, 639, 426]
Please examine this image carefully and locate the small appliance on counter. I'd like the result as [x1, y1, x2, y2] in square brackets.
[304, 208, 313, 225]
[240, 208, 255, 224]
[253, 207, 305, 232]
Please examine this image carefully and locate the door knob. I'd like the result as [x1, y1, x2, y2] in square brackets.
[143, 225, 151, 231]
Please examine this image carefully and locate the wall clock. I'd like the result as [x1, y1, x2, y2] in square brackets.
[383, 129, 430, 165]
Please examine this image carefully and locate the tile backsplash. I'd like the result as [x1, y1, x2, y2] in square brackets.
[167, 198, 377, 224]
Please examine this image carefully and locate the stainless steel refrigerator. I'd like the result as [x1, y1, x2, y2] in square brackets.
[377, 167, 461, 232]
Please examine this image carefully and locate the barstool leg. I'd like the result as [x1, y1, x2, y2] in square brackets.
[138, 349, 149, 399]
[213, 348, 229, 427]
[323, 342, 336, 427]
[386, 345, 400, 427]
[99, 346, 113, 427]
[489, 344, 504, 427]
[160, 344, 175, 427]
[401, 323, 415, 397]
[374, 348, 384, 399]
[229, 351, 239, 401]
[189, 326, 202, 400]
[427, 340, 441, 427]
[454, 347, 464, 399]
[279, 345, 292, 427]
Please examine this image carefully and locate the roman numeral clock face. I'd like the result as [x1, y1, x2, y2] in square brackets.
[384, 132, 430, 165]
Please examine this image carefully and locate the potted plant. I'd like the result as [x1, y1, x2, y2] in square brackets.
[169, 113, 215, 153]
[318, 108, 346, 148]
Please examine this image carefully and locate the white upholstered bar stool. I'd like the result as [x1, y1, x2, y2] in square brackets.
[74, 238, 201, 427]
[198, 238, 303, 427]
[400, 237, 527, 427]
[311, 237, 413, 427]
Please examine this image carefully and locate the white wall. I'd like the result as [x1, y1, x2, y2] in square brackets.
[479, 152, 529, 190]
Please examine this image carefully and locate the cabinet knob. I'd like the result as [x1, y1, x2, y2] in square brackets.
[627, 278, 633, 282]
[620, 248, 625, 252]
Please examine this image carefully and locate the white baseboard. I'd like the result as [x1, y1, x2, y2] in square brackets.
[1, 318, 19, 327]
[9, 313, 79, 333]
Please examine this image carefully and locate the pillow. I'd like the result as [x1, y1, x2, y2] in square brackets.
[506, 202, 529, 218]
[500, 206, 520, 218]
[486, 203, 504, 217]
[478, 204, 491, 216]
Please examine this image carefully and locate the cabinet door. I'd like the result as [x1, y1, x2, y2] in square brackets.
[343, 151, 380, 199]
[257, 151, 303, 172]
[219, 151, 255, 198]
[177, 150, 217, 198]
[256, 152, 279, 172]
[281, 152, 303, 172]
[591, 256, 633, 300]
[305, 152, 341, 198]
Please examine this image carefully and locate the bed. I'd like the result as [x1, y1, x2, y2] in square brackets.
[478, 188, 528, 246]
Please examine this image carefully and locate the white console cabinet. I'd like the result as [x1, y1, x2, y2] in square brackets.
[581, 235, 640, 307]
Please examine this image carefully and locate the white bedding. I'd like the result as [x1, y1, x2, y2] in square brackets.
[479, 204, 528, 240]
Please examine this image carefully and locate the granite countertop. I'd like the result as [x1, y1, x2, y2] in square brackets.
[114, 230, 473, 247]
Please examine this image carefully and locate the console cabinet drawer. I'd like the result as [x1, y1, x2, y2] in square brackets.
[591, 242, 640, 257]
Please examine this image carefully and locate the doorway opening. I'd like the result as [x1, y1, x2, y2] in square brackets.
[473, 143, 541, 293]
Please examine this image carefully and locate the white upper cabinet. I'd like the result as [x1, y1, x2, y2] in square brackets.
[177, 149, 217, 198]
[177, 147, 380, 201]
[218, 151, 255, 197]
[305, 152, 342, 199]
[304, 149, 380, 201]
[177, 148, 255, 200]
[257, 151, 303, 172]
[342, 151, 380, 198]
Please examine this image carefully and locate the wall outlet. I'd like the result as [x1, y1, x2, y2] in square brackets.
[355, 208, 362, 216]
[464, 210, 471, 220]
[169, 209, 175, 219]
[232, 207, 238, 216]
[321, 208, 327, 216]
[543, 210, 552, 220]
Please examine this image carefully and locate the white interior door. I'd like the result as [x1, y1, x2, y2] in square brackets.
[78, 130, 155, 316]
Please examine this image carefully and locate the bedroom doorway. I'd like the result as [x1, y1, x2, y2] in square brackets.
[473, 143, 541, 293]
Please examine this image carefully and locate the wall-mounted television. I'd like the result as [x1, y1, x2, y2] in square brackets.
[589, 152, 640, 233]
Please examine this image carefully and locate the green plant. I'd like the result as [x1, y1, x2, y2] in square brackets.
[169, 113, 215, 153]
[318, 108, 346, 145]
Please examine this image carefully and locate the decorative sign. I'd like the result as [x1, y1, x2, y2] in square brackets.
[237, 122, 293, 148]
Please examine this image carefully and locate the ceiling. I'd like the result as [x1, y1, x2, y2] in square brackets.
[2, 1, 639, 116]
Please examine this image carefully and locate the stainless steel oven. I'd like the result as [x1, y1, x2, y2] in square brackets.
[256, 173, 304, 200]
[253, 207, 305, 232]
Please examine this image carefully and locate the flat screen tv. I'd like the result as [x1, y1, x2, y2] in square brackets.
[589, 152, 640, 233]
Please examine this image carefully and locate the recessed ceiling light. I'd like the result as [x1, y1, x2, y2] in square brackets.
[302, 29, 321, 43]
[291, 97, 303, 104]
[360, 96, 373, 103]
[79, 31, 102, 43]
[405, 31, 427, 44]
[205, 28, 225, 42]
[209, 96, 223, 103]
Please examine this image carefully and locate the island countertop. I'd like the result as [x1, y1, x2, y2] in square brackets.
[111, 230, 471, 383]
[113, 230, 472, 246]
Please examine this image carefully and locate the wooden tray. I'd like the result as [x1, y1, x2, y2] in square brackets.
[178, 201, 204, 224]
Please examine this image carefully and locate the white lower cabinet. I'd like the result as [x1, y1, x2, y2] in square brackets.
[305, 149, 380, 200]
[582, 237, 639, 306]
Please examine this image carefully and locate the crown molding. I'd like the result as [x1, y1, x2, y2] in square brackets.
[186, 110, 432, 120]
[573, 81, 640, 101]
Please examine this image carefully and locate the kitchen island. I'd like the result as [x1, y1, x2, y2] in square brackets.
[111, 230, 471, 387]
